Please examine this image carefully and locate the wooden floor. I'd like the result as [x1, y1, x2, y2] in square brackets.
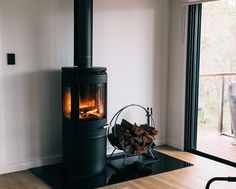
[0, 171, 51, 189]
[1, 146, 236, 189]
[197, 134, 236, 163]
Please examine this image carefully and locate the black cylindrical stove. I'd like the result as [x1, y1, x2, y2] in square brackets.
[62, 0, 107, 178]
[62, 67, 107, 177]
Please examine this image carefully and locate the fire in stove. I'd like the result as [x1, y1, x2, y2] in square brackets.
[80, 99, 101, 120]
[79, 83, 106, 120]
[63, 83, 106, 120]
[63, 88, 71, 119]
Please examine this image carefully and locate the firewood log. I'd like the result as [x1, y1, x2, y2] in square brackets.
[146, 134, 155, 141]
[140, 124, 158, 135]
[143, 145, 149, 152]
[125, 140, 130, 146]
[134, 143, 141, 150]
[133, 123, 143, 136]
[134, 136, 144, 144]
[141, 136, 148, 148]
[145, 137, 151, 144]
[79, 106, 96, 112]
[129, 137, 135, 145]
[119, 139, 125, 149]
[115, 124, 130, 135]
[124, 145, 133, 153]
[109, 119, 158, 155]
[134, 149, 145, 155]
[118, 135, 124, 142]
[123, 132, 132, 138]
[121, 119, 134, 131]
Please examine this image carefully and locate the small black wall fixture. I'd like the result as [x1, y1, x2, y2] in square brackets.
[7, 53, 16, 65]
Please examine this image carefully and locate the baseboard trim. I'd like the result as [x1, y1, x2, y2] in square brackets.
[0, 154, 62, 175]
[154, 138, 166, 146]
[166, 139, 183, 150]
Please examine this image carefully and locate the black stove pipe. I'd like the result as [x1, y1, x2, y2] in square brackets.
[74, 0, 93, 68]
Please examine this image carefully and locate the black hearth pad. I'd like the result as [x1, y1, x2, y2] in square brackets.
[30, 150, 193, 189]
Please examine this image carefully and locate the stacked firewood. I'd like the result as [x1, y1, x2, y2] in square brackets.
[108, 119, 158, 155]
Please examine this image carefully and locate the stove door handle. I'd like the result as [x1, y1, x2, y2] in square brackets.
[103, 124, 110, 129]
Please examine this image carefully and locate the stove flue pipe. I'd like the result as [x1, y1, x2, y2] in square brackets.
[74, 0, 93, 68]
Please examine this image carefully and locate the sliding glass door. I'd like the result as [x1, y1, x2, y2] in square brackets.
[185, 0, 236, 166]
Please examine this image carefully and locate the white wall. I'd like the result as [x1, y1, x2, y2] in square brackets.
[0, 9, 4, 170]
[94, 0, 169, 153]
[0, 0, 169, 174]
[166, 0, 188, 150]
[0, 0, 73, 174]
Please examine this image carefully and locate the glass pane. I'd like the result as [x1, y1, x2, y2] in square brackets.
[79, 83, 106, 120]
[197, 0, 236, 163]
[63, 87, 71, 119]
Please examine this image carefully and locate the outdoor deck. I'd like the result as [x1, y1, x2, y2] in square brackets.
[197, 134, 236, 163]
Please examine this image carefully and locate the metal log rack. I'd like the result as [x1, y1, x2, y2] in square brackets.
[106, 104, 159, 167]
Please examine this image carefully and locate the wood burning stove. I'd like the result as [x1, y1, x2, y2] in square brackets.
[62, 68, 107, 177]
[31, 1, 194, 188]
[62, 0, 107, 178]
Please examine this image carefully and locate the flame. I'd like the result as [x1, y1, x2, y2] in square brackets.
[80, 99, 96, 109]
[63, 90, 104, 120]
[79, 99, 102, 120]
[63, 89, 71, 119]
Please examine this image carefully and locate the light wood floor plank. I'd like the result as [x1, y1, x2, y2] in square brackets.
[0, 171, 50, 189]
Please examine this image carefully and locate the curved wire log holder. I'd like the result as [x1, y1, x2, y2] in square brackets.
[205, 177, 236, 189]
[107, 104, 158, 167]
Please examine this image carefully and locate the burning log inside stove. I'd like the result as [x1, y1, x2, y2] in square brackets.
[79, 99, 104, 120]
[108, 119, 158, 155]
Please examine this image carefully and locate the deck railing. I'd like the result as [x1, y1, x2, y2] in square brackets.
[200, 72, 236, 134]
